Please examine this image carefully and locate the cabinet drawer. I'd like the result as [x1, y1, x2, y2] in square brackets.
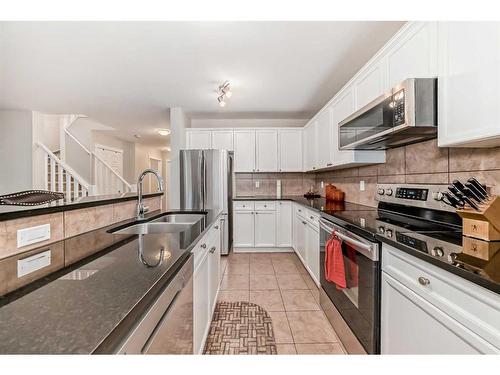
[233, 201, 255, 211]
[255, 201, 276, 211]
[382, 244, 500, 350]
[304, 210, 320, 227]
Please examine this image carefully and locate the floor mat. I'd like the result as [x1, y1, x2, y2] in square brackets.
[203, 301, 277, 355]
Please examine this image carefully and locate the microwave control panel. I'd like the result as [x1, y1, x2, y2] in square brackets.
[393, 89, 405, 125]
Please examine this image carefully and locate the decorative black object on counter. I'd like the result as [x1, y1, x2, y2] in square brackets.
[0, 190, 64, 206]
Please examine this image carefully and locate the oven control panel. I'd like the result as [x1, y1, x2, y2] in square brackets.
[376, 184, 455, 212]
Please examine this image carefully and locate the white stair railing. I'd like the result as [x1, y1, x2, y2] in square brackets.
[63, 127, 132, 195]
[36, 142, 92, 201]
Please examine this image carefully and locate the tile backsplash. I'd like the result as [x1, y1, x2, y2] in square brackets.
[315, 139, 500, 207]
[235, 173, 315, 197]
[233, 139, 500, 207]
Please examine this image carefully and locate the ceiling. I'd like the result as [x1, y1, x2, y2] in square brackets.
[0, 21, 404, 142]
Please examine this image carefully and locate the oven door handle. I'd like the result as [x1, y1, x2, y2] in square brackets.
[334, 231, 372, 253]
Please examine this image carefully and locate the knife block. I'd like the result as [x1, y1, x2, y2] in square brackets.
[457, 195, 500, 241]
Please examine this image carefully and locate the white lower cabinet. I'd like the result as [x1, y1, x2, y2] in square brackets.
[254, 211, 276, 247]
[381, 243, 500, 354]
[193, 218, 222, 354]
[305, 221, 320, 283]
[293, 204, 320, 284]
[233, 210, 255, 247]
[276, 201, 292, 247]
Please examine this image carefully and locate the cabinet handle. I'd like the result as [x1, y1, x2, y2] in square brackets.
[327, 163, 333, 166]
[214, 225, 219, 229]
[201, 243, 207, 249]
[302, 221, 307, 225]
[418, 277, 430, 286]
[264, 205, 267, 207]
[209, 246, 216, 254]
[310, 216, 314, 220]
[255, 212, 259, 215]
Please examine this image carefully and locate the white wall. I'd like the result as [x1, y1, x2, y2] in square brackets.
[169, 107, 188, 209]
[0, 110, 33, 195]
[189, 118, 308, 128]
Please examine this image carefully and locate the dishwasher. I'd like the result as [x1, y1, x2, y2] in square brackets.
[115, 254, 194, 354]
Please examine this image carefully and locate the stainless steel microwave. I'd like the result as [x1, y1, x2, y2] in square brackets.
[338, 78, 437, 150]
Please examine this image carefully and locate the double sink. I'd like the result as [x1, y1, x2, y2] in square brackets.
[111, 213, 206, 235]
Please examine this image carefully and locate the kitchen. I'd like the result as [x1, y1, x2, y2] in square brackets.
[0, 4, 499, 372]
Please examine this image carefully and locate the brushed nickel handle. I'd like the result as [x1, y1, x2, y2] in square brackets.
[209, 246, 216, 254]
[418, 277, 430, 286]
[201, 243, 207, 249]
[214, 225, 219, 229]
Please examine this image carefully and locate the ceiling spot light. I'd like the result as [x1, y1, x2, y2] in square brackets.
[158, 129, 171, 136]
[216, 80, 232, 107]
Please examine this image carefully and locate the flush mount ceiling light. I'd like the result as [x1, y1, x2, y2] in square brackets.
[157, 129, 171, 136]
[216, 80, 232, 107]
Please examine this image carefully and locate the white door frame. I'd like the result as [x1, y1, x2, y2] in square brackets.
[149, 156, 163, 191]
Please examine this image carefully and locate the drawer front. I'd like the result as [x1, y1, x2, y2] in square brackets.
[233, 201, 255, 211]
[255, 201, 276, 211]
[382, 244, 500, 350]
[192, 231, 212, 271]
[304, 209, 319, 227]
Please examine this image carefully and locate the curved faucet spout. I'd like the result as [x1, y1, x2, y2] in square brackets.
[137, 168, 164, 219]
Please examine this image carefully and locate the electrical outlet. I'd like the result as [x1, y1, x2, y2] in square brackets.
[360, 180, 365, 191]
[320, 181, 324, 189]
[255, 181, 260, 188]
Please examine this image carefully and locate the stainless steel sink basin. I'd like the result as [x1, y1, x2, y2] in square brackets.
[150, 214, 205, 224]
[112, 222, 193, 235]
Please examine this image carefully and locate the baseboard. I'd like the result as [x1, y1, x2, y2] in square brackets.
[233, 247, 294, 253]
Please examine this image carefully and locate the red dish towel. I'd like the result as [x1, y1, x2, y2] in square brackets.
[325, 235, 347, 289]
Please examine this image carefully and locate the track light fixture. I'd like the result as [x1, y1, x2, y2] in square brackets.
[217, 80, 232, 107]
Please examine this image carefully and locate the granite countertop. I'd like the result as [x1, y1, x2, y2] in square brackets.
[0, 192, 164, 221]
[0, 207, 221, 354]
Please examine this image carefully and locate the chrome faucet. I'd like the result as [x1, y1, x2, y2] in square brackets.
[137, 168, 164, 220]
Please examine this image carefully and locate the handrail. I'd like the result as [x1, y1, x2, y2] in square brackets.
[65, 129, 92, 155]
[93, 153, 132, 189]
[36, 142, 91, 189]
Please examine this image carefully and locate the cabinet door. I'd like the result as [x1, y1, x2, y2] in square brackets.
[211, 130, 234, 151]
[306, 223, 320, 283]
[295, 216, 307, 263]
[303, 122, 318, 171]
[187, 131, 212, 149]
[193, 254, 210, 354]
[255, 130, 278, 172]
[381, 272, 492, 354]
[234, 130, 256, 172]
[254, 211, 276, 247]
[330, 88, 356, 166]
[438, 22, 500, 147]
[316, 109, 333, 169]
[386, 22, 438, 89]
[276, 201, 292, 247]
[208, 224, 221, 313]
[278, 130, 302, 172]
[354, 62, 385, 110]
[233, 211, 255, 247]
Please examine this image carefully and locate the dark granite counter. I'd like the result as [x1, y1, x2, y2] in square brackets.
[0, 207, 221, 354]
[0, 192, 163, 221]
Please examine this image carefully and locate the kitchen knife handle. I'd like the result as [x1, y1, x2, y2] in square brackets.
[465, 182, 486, 201]
[467, 178, 489, 197]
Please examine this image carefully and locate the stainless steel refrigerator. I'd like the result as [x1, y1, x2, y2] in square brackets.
[180, 149, 233, 255]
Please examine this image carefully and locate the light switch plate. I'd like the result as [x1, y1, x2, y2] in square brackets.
[360, 180, 365, 191]
[320, 181, 324, 189]
[17, 249, 51, 278]
[17, 224, 51, 248]
[255, 181, 260, 188]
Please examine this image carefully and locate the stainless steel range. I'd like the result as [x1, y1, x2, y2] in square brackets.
[319, 183, 463, 355]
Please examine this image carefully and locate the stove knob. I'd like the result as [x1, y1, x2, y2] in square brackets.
[432, 247, 444, 257]
[385, 188, 393, 196]
[432, 192, 444, 201]
[377, 188, 385, 195]
[448, 253, 457, 263]
[378, 226, 385, 234]
[386, 229, 393, 238]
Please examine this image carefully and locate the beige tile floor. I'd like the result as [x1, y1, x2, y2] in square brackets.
[217, 251, 346, 355]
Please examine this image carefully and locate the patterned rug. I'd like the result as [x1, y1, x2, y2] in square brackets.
[203, 301, 277, 355]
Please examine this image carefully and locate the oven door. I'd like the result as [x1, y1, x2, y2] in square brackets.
[319, 218, 381, 354]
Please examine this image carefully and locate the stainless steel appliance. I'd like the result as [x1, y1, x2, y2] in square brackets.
[115, 254, 194, 354]
[180, 149, 233, 255]
[319, 183, 466, 354]
[319, 216, 381, 354]
[339, 78, 437, 150]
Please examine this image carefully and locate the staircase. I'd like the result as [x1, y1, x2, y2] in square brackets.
[46, 151, 84, 199]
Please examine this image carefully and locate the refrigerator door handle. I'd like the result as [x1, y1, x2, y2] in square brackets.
[219, 217, 225, 254]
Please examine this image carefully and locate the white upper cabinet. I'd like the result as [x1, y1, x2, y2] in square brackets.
[303, 121, 318, 171]
[437, 22, 500, 147]
[255, 130, 278, 172]
[187, 130, 211, 149]
[211, 130, 234, 151]
[316, 108, 333, 168]
[385, 22, 438, 89]
[278, 129, 302, 172]
[234, 130, 256, 172]
[353, 63, 385, 110]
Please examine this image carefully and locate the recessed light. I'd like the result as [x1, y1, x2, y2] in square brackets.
[158, 129, 171, 136]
